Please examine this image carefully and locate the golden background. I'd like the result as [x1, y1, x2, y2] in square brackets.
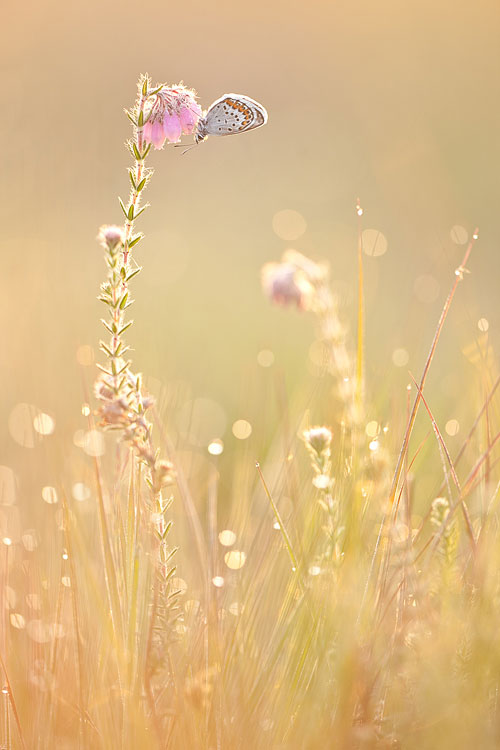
[2, 0, 499, 486]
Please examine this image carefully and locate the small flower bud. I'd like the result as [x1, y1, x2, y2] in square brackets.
[97, 225, 125, 251]
[303, 426, 333, 457]
[155, 458, 176, 487]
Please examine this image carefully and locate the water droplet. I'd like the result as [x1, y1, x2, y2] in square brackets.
[212, 576, 224, 588]
[450, 225, 468, 245]
[33, 413, 55, 436]
[10, 613, 25, 629]
[362, 228, 388, 257]
[257, 349, 274, 367]
[224, 550, 246, 570]
[41, 486, 58, 505]
[72, 483, 90, 502]
[478, 318, 489, 332]
[445, 419, 460, 436]
[218, 530, 236, 546]
[365, 421, 379, 438]
[208, 439, 224, 456]
[82, 430, 105, 457]
[232, 420, 252, 440]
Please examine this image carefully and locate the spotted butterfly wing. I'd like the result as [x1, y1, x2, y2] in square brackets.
[195, 94, 268, 143]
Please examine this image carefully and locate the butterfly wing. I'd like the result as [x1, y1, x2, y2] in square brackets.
[198, 94, 268, 140]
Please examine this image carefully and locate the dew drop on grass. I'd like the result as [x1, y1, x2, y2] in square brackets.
[27, 620, 51, 643]
[478, 318, 489, 332]
[224, 550, 246, 570]
[362, 228, 388, 257]
[33, 413, 55, 436]
[445, 419, 460, 436]
[208, 439, 224, 455]
[232, 420, 252, 439]
[10, 613, 25, 629]
[22, 530, 38, 551]
[42, 486, 58, 504]
[82, 429, 105, 457]
[212, 576, 225, 588]
[257, 349, 274, 367]
[26, 594, 41, 611]
[72, 483, 90, 502]
[392, 348, 409, 367]
[73, 430, 85, 448]
[450, 225, 468, 245]
[308, 565, 321, 576]
[365, 421, 379, 438]
[218, 530, 236, 546]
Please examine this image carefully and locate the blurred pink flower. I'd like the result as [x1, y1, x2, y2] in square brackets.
[261, 262, 313, 309]
[97, 224, 124, 250]
[142, 84, 201, 149]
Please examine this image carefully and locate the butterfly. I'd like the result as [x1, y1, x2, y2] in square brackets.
[195, 94, 268, 144]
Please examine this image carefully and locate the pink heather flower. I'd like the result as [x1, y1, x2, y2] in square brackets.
[97, 224, 125, 250]
[163, 113, 182, 143]
[142, 84, 201, 149]
[261, 262, 313, 309]
[179, 103, 202, 135]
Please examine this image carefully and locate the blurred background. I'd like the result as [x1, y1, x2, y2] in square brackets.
[2, 0, 500, 513]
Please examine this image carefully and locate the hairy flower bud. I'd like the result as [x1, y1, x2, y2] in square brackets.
[97, 225, 125, 250]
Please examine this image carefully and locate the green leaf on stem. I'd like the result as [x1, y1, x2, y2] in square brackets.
[134, 204, 149, 220]
[99, 342, 113, 357]
[117, 321, 133, 336]
[125, 267, 142, 282]
[118, 198, 128, 218]
[127, 236, 143, 250]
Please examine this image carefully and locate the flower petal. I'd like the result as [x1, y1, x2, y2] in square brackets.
[151, 121, 166, 149]
[163, 113, 182, 143]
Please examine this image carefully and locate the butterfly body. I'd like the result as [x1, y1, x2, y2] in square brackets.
[195, 94, 268, 144]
